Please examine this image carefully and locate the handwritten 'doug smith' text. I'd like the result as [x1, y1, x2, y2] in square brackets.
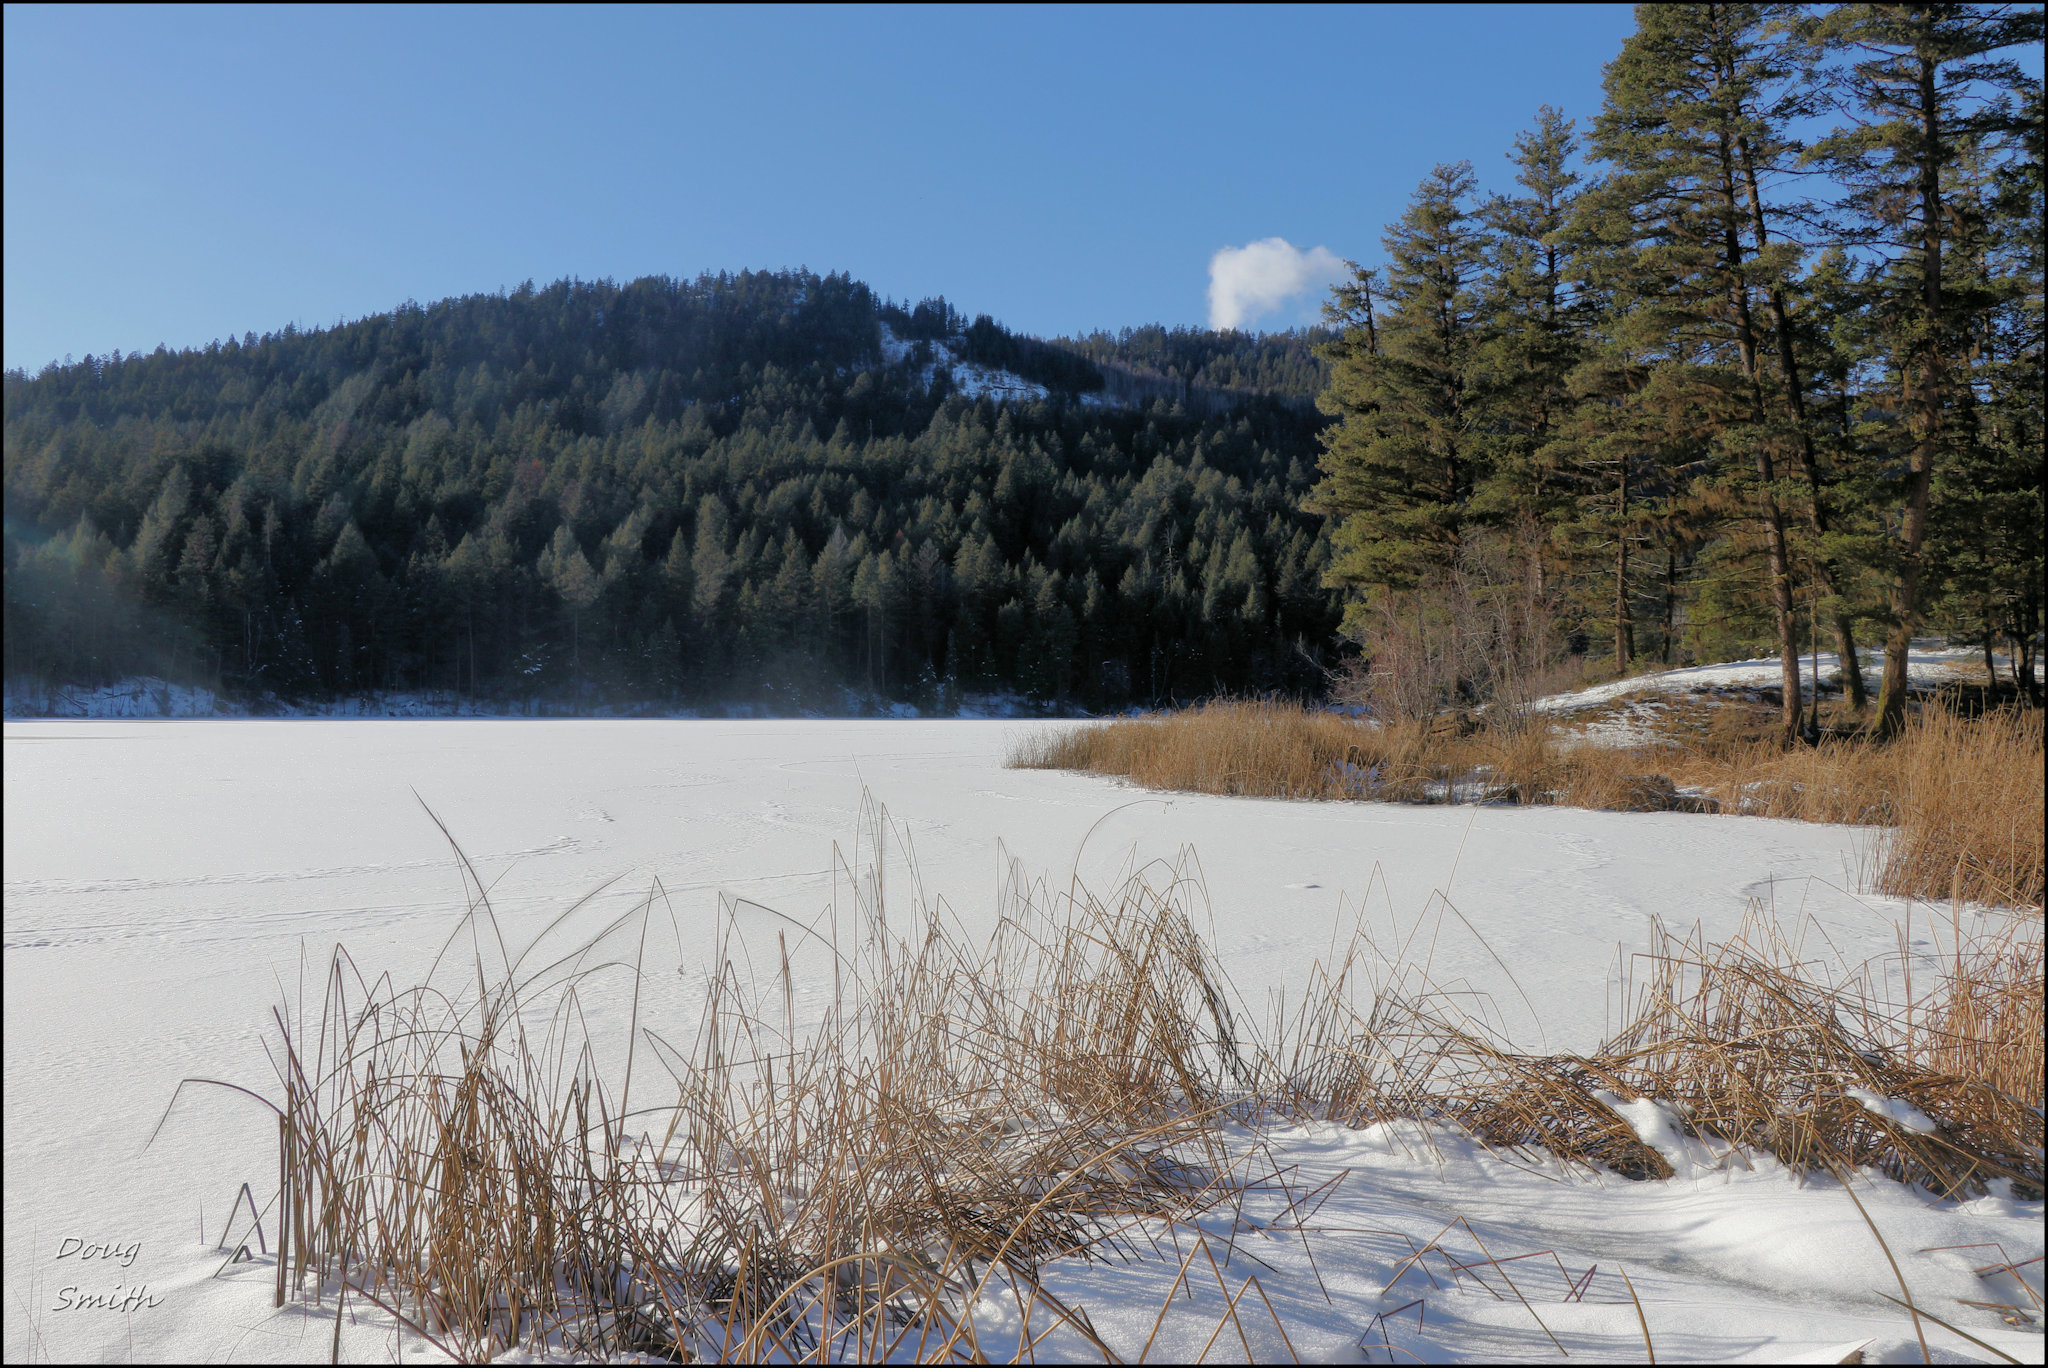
[52, 1237, 162, 1313]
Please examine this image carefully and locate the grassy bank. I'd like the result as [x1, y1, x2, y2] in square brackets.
[1009, 700, 2045, 909]
[173, 803, 2043, 1362]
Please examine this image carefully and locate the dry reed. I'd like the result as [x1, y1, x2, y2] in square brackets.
[167, 799, 1273, 1362]
[166, 795, 2043, 1362]
[1014, 699, 2045, 909]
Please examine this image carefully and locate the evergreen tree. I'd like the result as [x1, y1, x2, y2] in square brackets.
[1472, 106, 1592, 565]
[539, 524, 601, 691]
[1806, 0, 2044, 732]
[1312, 162, 1495, 627]
[1592, 1, 1808, 742]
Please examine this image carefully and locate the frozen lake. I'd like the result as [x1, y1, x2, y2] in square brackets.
[1, 719, 1973, 1362]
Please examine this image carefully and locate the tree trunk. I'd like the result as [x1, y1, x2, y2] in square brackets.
[1664, 549, 1677, 664]
[2019, 592, 2040, 697]
[1615, 459, 1633, 669]
[1876, 51, 1945, 739]
[1734, 134, 1869, 710]
[1714, 116, 1801, 747]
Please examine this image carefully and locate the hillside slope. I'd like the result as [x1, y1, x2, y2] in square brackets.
[4, 271, 1341, 711]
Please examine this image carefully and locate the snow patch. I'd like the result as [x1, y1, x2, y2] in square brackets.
[1845, 1086, 1940, 1134]
[1531, 648, 1983, 717]
[2, 676, 1097, 721]
[4, 677, 229, 719]
[879, 321, 1049, 403]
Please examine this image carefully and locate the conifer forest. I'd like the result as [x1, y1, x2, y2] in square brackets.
[4, 5, 2040, 726]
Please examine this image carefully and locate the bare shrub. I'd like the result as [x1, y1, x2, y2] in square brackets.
[1335, 532, 1577, 726]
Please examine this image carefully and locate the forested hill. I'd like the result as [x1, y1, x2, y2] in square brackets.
[2, 270, 1342, 712]
[1055, 325, 1332, 410]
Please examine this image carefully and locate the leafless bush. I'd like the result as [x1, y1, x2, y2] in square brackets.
[1334, 532, 1578, 726]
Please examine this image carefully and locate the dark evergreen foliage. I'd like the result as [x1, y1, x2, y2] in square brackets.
[1055, 326, 1333, 409]
[4, 271, 1342, 710]
[8, 4, 2037, 727]
[1309, 3, 2043, 728]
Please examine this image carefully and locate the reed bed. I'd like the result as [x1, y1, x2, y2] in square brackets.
[175, 801, 1272, 1362]
[166, 792, 2045, 1363]
[1594, 909, 2044, 1194]
[1247, 898, 2043, 1195]
[1013, 699, 2045, 909]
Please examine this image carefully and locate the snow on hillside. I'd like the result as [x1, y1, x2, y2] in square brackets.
[5, 719, 2040, 1363]
[879, 321, 1051, 402]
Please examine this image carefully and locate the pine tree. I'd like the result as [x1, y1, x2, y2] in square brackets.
[1918, 74, 2045, 693]
[1312, 162, 1494, 627]
[1719, 10, 1874, 708]
[1592, 1, 1807, 743]
[1472, 106, 1592, 566]
[127, 466, 192, 604]
[811, 524, 854, 680]
[3, 268, 1345, 709]
[1806, 0, 2044, 732]
[539, 525, 601, 691]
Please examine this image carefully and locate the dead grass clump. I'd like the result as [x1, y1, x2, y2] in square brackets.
[1911, 907, 2046, 1115]
[1016, 704, 1735, 814]
[1012, 700, 1376, 800]
[167, 799, 1273, 1362]
[1266, 986, 1683, 1181]
[1015, 701, 1539, 807]
[1246, 894, 2042, 1199]
[1593, 909, 2044, 1196]
[1672, 733, 1898, 822]
[662, 824, 1259, 1363]
[180, 897, 690, 1360]
[1666, 703, 2044, 907]
[1881, 704, 2045, 908]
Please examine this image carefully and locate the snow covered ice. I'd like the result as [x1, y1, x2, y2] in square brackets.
[4, 718, 2041, 1363]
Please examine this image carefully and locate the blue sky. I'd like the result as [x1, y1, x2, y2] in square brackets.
[3, 3, 1638, 372]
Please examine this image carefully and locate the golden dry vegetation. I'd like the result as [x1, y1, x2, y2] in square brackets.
[1010, 698, 2044, 909]
[167, 802, 2042, 1362]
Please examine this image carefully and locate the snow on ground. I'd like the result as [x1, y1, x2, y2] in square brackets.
[4, 719, 2040, 1363]
[1529, 646, 1994, 749]
[1532, 647, 1985, 716]
[3, 677, 237, 719]
[1034, 1120, 2042, 1365]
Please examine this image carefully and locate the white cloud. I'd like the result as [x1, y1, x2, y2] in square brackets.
[1206, 238, 1348, 332]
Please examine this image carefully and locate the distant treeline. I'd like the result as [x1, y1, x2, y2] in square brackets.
[3, 272, 1340, 710]
[1055, 326, 1334, 410]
